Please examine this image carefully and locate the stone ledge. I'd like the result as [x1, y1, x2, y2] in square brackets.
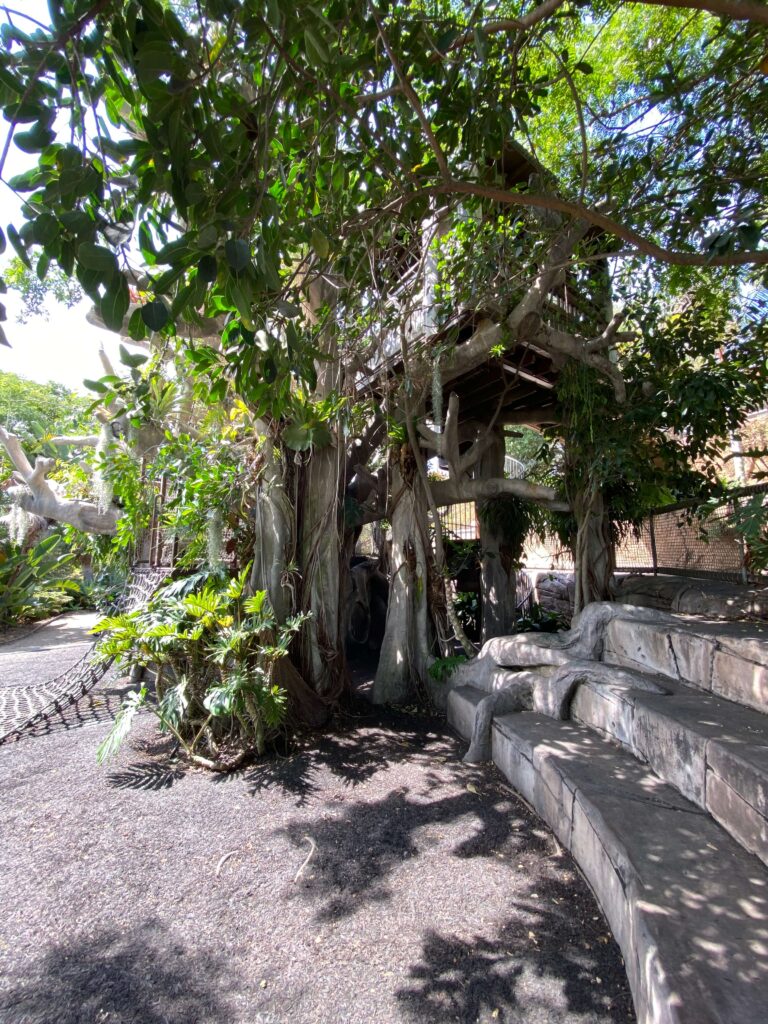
[571, 675, 768, 867]
[604, 615, 768, 714]
[491, 712, 768, 1024]
[614, 574, 768, 622]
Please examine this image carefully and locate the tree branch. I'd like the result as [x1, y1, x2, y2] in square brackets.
[374, 182, 768, 268]
[431, 475, 569, 512]
[0, 425, 119, 534]
[370, 4, 451, 181]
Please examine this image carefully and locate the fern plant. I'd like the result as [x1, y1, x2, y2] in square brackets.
[94, 566, 307, 770]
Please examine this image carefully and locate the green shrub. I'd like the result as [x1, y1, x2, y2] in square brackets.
[94, 567, 308, 769]
[0, 535, 83, 625]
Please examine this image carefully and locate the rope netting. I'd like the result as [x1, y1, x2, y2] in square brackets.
[0, 567, 169, 746]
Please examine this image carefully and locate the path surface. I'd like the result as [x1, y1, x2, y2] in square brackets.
[0, 612, 103, 741]
[0, 612, 100, 684]
[0, 636, 635, 1024]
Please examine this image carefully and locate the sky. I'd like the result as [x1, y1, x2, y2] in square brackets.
[0, 0, 144, 394]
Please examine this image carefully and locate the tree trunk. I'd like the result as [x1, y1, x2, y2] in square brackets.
[298, 438, 346, 699]
[249, 433, 294, 623]
[372, 451, 435, 703]
[478, 429, 518, 641]
[573, 486, 614, 615]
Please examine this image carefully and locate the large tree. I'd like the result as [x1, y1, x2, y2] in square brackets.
[0, 0, 765, 717]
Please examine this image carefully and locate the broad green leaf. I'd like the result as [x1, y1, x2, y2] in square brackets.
[224, 237, 250, 272]
[119, 343, 149, 368]
[283, 423, 312, 451]
[198, 254, 217, 282]
[99, 276, 131, 331]
[310, 227, 329, 259]
[78, 242, 119, 276]
[7, 225, 29, 268]
[304, 27, 329, 65]
[141, 299, 170, 332]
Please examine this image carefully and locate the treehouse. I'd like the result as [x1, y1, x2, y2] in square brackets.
[347, 143, 616, 697]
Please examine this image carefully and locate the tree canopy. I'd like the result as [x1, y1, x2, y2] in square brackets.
[0, 0, 766, 754]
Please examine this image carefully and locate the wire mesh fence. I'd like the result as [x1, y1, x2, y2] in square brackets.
[615, 483, 768, 584]
[439, 483, 768, 585]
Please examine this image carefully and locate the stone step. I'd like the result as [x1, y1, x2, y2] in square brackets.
[569, 667, 768, 867]
[491, 711, 768, 1024]
[614, 574, 768, 622]
[604, 614, 768, 714]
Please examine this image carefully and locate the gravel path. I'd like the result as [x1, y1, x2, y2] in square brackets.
[0, 657, 636, 1024]
[0, 612, 101, 688]
[0, 612, 104, 743]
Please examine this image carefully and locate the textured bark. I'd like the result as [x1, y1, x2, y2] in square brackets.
[299, 439, 345, 697]
[478, 429, 518, 642]
[573, 487, 615, 615]
[0, 426, 119, 535]
[373, 457, 434, 703]
[249, 436, 294, 623]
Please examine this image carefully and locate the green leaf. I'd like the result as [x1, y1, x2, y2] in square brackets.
[83, 378, 109, 394]
[119, 343, 149, 368]
[574, 61, 593, 75]
[203, 685, 234, 716]
[32, 213, 59, 246]
[263, 355, 277, 383]
[0, 227, 5, 255]
[141, 300, 170, 332]
[243, 590, 267, 615]
[283, 423, 313, 451]
[304, 26, 330, 65]
[99, 276, 131, 331]
[127, 307, 148, 341]
[197, 254, 217, 282]
[77, 242, 119, 276]
[310, 227, 329, 259]
[7, 225, 30, 268]
[14, 122, 56, 153]
[224, 237, 250, 272]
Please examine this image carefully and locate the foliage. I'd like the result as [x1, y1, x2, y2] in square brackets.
[428, 653, 467, 683]
[514, 602, 566, 634]
[94, 566, 308, 766]
[724, 492, 768, 576]
[453, 590, 479, 643]
[478, 495, 551, 570]
[0, 533, 84, 625]
[1, 0, 767, 696]
[0, 370, 89, 471]
[3, 255, 82, 323]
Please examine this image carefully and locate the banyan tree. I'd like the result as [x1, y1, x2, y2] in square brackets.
[1, 1, 766, 723]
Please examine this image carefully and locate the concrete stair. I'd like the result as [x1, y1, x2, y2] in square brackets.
[570, 667, 768, 866]
[491, 713, 768, 1024]
[446, 603, 768, 1024]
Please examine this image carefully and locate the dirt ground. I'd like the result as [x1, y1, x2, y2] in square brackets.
[0, 670, 636, 1024]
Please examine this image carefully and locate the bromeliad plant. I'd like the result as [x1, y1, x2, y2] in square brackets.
[93, 567, 308, 770]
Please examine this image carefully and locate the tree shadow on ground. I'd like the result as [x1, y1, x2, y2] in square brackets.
[214, 704, 455, 806]
[396, 875, 635, 1024]
[106, 760, 187, 790]
[281, 776, 548, 922]
[0, 919, 234, 1024]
